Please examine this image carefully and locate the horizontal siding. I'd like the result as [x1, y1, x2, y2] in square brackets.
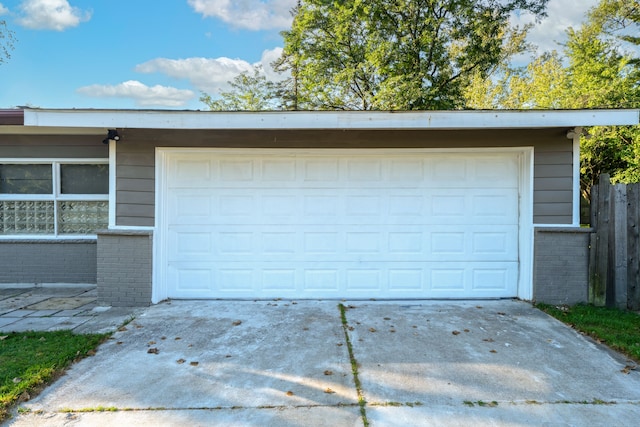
[535, 152, 573, 165]
[118, 190, 155, 205]
[534, 177, 574, 191]
[114, 128, 575, 226]
[117, 152, 155, 165]
[0, 134, 108, 158]
[116, 144, 155, 226]
[534, 164, 572, 177]
[534, 138, 573, 224]
[534, 202, 573, 216]
[116, 216, 154, 227]
[534, 190, 573, 203]
[116, 203, 154, 218]
[535, 215, 573, 224]
[117, 165, 154, 179]
[116, 178, 155, 192]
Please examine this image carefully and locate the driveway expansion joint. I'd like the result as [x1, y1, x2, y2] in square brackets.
[338, 303, 369, 427]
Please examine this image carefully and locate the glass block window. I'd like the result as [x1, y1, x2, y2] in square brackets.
[58, 201, 109, 234]
[0, 161, 108, 237]
[0, 201, 55, 234]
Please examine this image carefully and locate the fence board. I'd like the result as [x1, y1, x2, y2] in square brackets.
[588, 184, 599, 304]
[628, 184, 640, 311]
[589, 177, 640, 310]
[590, 174, 610, 306]
[613, 184, 628, 308]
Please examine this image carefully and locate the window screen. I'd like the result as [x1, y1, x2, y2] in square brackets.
[0, 164, 53, 194]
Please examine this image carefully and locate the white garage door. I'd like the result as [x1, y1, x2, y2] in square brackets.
[159, 149, 521, 299]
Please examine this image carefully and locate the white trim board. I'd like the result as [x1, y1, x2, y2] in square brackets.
[572, 127, 582, 226]
[108, 141, 117, 228]
[24, 109, 639, 131]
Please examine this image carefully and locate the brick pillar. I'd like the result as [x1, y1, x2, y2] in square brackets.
[533, 227, 592, 305]
[97, 230, 153, 307]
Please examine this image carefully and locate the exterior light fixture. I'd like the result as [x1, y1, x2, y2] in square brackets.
[103, 129, 120, 144]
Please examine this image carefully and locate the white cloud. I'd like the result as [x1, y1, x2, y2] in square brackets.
[76, 80, 195, 107]
[261, 47, 285, 80]
[17, 0, 91, 31]
[135, 48, 285, 94]
[0, 4, 8, 15]
[135, 57, 254, 94]
[76, 48, 283, 108]
[187, 0, 296, 30]
[512, 0, 599, 54]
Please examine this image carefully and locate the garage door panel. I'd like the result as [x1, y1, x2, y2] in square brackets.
[218, 269, 254, 292]
[432, 158, 468, 182]
[168, 265, 214, 294]
[168, 191, 518, 226]
[167, 154, 519, 189]
[166, 261, 518, 298]
[304, 270, 340, 291]
[472, 268, 512, 291]
[162, 150, 521, 299]
[430, 268, 466, 291]
[389, 159, 425, 181]
[262, 159, 297, 181]
[167, 224, 518, 263]
[171, 158, 213, 184]
[473, 157, 519, 185]
[262, 269, 297, 291]
[303, 158, 339, 181]
[171, 194, 212, 220]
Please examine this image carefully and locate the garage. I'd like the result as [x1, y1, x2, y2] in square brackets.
[156, 148, 524, 299]
[13, 108, 638, 306]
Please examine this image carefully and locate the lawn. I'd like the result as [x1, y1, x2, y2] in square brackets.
[0, 330, 108, 422]
[536, 303, 640, 363]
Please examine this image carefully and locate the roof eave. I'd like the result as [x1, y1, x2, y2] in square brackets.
[0, 109, 24, 126]
[22, 108, 640, 131]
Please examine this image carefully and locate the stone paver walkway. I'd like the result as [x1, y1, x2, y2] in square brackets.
[0, 285, 141, 334]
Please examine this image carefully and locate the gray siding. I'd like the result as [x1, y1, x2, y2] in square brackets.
[116, 144, 155, 226]
[0, 134, 109, 158]
[0, 240, 97, 283]
[114, 128, 575, 226]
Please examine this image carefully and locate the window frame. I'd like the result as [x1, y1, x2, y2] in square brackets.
[0, 158, 109, 239]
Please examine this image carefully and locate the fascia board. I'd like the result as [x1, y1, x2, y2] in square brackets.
[23, 109, 640, 130]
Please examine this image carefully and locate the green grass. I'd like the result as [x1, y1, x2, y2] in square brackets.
[536, 303, 640, 362]
[0, 330, 109, 422]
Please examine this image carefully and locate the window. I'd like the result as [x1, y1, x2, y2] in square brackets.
[0, 161, 109, 236]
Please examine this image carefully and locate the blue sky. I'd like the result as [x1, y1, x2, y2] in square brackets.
[0, 0, 598, 110]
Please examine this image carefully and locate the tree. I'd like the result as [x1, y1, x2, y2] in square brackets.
[463, 0, 640, 198]
[464, 51, 568, 109]
[588, 0, 639, 61]
[277, 0, 548, 110]
[564, 3, 639, 196]
[200, 66, 279, 111]
[0, 20, 15, 65]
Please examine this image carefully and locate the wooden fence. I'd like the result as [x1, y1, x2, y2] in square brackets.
[589, 174, 640, 310]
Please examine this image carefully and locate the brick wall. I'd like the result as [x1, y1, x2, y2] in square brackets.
[97, 230, 152, 307]
[533, 227, 592, 305]
[0, 240, 96, 283]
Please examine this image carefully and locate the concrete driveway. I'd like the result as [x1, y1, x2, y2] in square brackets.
[5, 299, 640, 426]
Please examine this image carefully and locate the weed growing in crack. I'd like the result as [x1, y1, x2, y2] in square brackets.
[338, 303, 369, 427]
